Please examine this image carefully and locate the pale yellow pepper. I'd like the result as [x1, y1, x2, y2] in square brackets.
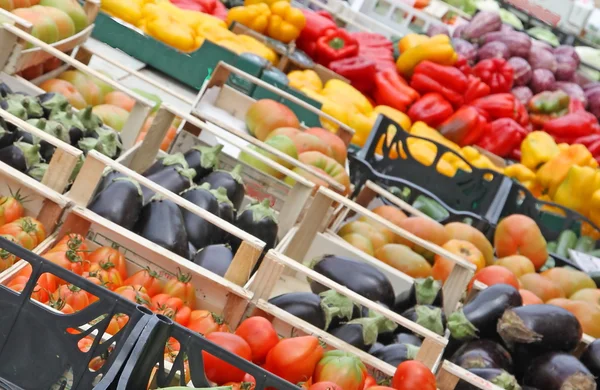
[146, 16, 197, 52]
[321, 79, 373, 115]
[553, 165, 600, 215]
[102, 0, 142, 25]
[245, 0, 289, 5]
[267, 1, 305, 43]
[236, 35, 278, 63]
[288, 70, 323, 92]
[300, 88, 349, 132]
[227, 3, 271, 35]
[461, 146, 503, 173]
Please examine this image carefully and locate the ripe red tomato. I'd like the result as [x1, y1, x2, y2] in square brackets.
[314, 350, 367, 390]
[50, 234, 89, 261]
[35, 272, 58, 302]
[367, 387, 395, 390]
[202, 332, 252, 384]
[392, 361, 436, 390]
[106, 313, 129, 335]
[163, 269, 196, 308]
[0, 217, 46, 250]
[264, 336, 324, 384]
[123, 267, 163, 297]
[88, 247, 128, 280]
[0, 234, 19, 272]
[151, 293, 191, 326]
[89, 261, 123, 291]
[224, 382, 256, 390]
[363, 375, 376, 390]
[234, 316, 279, 364]
[0, 191, 25, 225]
[44, 250, 85, 277]
[52, 284, 90, 311]
[115, 285, 151, 308]
[187, 310, 230, 335]
[309, 382, 343, 390]
[468, 265, 519, 291]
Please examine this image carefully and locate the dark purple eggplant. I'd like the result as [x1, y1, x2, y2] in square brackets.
[498, 305, 581, 355]
[448, 284, 522, 341]
[0, 141, 41, 172]
[393, 332, 422, 347]
[188, 242, 196, 260]
[0, 83, 12, 98]
[77, 107, 103, 133]
[27, 163, 48, 182]
[309, 255, 395, 307]
[141, 165, 196, 204]
[1, 100, 26, 121]
[371, 343, 420, 367]
[134, 196, 189, 258]
[211, 187, 235, 243]
[200, 164, 245, 210]
[581, 339, 600, 386]
[50, 110, 85, 146]
[184, 144, 223, 181]
[88, 177, 143, 230]
[143, 153, 188, 177]
[79, 128, 122, 160]
[192, 244, 233, 277]
[393, 277, 443, 314]
[230, 199, 278, 253]
[455, 368, 520, 390]
[16, 128, 33, 144]
[95, 169, 126, 196]
[450, 339, 513, 372]
[28, 119, 70, 162]
[400, 305, 445, 336]
[37, 93, 69, 118]
[180, 183, 219, 249]
[329, 311, 397, 351]
[524, 353, 595, 390]
[368, 342, 385, 355]
[0, 119, 15, 149]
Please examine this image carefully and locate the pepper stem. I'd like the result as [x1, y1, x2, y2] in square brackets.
[328, 37, 345, 50]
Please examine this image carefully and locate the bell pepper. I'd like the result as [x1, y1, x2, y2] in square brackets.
[520, 131, 560, 171]
[410, 61, 468, 108]
[147, 15, 197, 52]
[504, 163, 536, 183]
[396, 34, 457, 77]
[398, 34, 429, 53]
[464, 76, 489, 104]
[103, 0, 142, 25]
[244, 0, 289, 5]
[315, 29, 358, 67]
[455, 55, 472, 76]
[321, 79, 372, 115]
[236, 35, 278, 63]
[407, 93, 453, 128]
[554, 165, 600, 215]
[295, 9, 337, 57]
[529, 90, 570, 114]
[569, 98, 586, 114]
[226, 3, 271, 34]
[544, 111, 599, 139]
[352, 32, 393, 52]
[267, 1, 305, 43]
[536, 144, 597, 197]
[470, 94, 515, 121]
[476, 118, 527, 158]
[437, 105, 489, 146]
[589, 190, 600, 232]
[300, 88, 349, 133]
[461, 146, 503, 172]
[288, 69, 322, 92]
[514, 99, 529, 129]
[329, 57, 376, 95]
[472, 58, 513, 94]
[373, 68, 419, 113]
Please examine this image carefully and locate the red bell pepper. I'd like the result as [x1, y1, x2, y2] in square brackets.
[544, 111, 599, 138]
[352, 32, 393, 52]
[470, 93, 515, 121]
[464, 76, 490, 104]
[437, 105, 489, 146]
[410, 61, 468, 108]
[476, 118, 528, 158]
[315, 29, 359, 67]
[472, 58, 514, 94]
[296, 10, 337, 58]
[373, 68, 419, 112]
[510, 148, 522, 161]
[316, 9, 334, 21]
[212, 0, 228, 19]
[569, 99, 586, 114]
[514, 99, 529, 129]
[329, 57, 376, 94]
[455, 55, 472, 76]
[407, 93, 453, 127]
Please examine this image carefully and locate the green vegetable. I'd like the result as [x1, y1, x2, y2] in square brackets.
[555, 230, 578, 258]
[576, 46, 600, 81]
[412, 195, 449, 222]
[499, 9, 523, 30]
[444, 0, 477, 15]
[547, 241, 557, 254]
[476, 0, 500, 12]
[574, 235, 596, 255]
[528, 27, 559, 47]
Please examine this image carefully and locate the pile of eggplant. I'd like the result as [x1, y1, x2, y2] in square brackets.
[87, 146, 280, 276]
[0, 82, 122, 183]
[269, 255, 447, 367]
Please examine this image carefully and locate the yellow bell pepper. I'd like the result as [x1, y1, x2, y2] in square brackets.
[408, 121, 470, 173]
[396, 34, 457, 77]
[408, 140, 457, 177]
[267, 1, 305, 43]
[146, 16, 197, 52]
[197, 24, 238, 43]
[321, 79, 373, 115]
[300, 88, 349, 132]
[504, 163, 536, 183]
[558, 143, 570, 152]
[236, 35, 278, 63]
[217, 39, 247, 55]
[154, 0, 226, 29]
[244, 0, 288, 5]
[520, 131, 560, 171]
[369, 106, 411, 152]
[536, 144, 597, 197]
[102, 0, 142, 25]
[398, 33, 430, 53]
[288, 70, 322, 92]
[553, 165, 600, 215]
[461, 146, 503, 173]
[349, 111, 377, 147]
[227, 3, 271, 34]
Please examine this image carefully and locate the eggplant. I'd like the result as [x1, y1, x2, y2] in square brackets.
[211, 187, 235, 243]
[523, 353, 595, 390]
[183, 144, 223, 181]
[0, 119, 15, 149]
[1, 100, 26, 121]
[77, 106, 103, 133]
[78, 128, 123, 160]
[95, 169, 126, 196]
[0, 83, 12, 98]
[498, 305, 581, 354]
[188, 242, 196, 260]
[192, 244, 233, 277]
[400, 305, 446, 336]
[368, 342, 385, 355]
[10, 96, 44, 119]
[455, 368, 520, 390]
[310, 255, 395, 307]
[134, 196, 189, 259]
[393, 333, 422, 347]
[200, 164, 245, 210]
[16, 128, 33, 144]
[329, 312, 397, 351]
[230, 199, 278, 253]
[50, 110, 85, 145]
[28, 119, 70, 162]
[143, 153, 189, 177]
[269, 290, 355, 330]
[27, 163, 48, 182]
[37, 93, 70, 118]
[141, 165, 196, 204]
[0, 142, 41, 172]
[450, 339, 513, 372]
[581, 339, 600, 385]
[393, 277, 443, 314]
[371, 343, 420, 367]
[448, 284, 522, 341]
[180, 183, 219, 249]
[88, 177, 143, 230]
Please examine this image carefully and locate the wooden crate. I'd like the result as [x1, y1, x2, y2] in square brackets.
[436, 360, 505, 390]
[0, 0, 100, 74]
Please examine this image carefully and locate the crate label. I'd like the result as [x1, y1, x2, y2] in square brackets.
[569, 250, 600, 273]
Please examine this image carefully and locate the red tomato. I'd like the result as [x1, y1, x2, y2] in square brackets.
[88, 247, 128, 280]
[368, 387, 395, 390]
[7, 278, 46, 303]
[50, 234, 89, 261]
[202, 332, 252, 384]
[44, 250, 85, 277]
[392, 361, 436, 390]
[243, 373, 256, 386]
[47, 293, 75, 314]
[106, 313, 129, 335]
[234, 316, 279, 364]
[83, 273, 104, 303]
[114, 285, 151, 308]
[187, 310, 230, 335]
[88, 261, 123, 290]
[0, 191, 25, 225]
[151, 293, 191, 326]
[309, 382, 343, 390]
[224, 382, 256, 390]
[0, 217, 46, 250]
[15, 263, 32, 278]
[265, 336, 324, 384]
[363, 375, 376, 390]
[163, 269, 196, 308]
[314, 350, 367, 390]
[52, 284, 90, 311]
[123, 267, 163, 297]
[468, 265, 519, 290]
[35, 272, 58, 303]
[0, 234, 19, 272]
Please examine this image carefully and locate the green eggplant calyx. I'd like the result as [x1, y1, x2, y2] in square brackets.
[22, 98, 43, 118]
[150, 193, 166, 202]
[112, 177, 143, 197]
[210, 187, 233, 206]
[3, 100, 27, 120]
[497, 309, 542, 345]
[39, 93, 70, 112]
[78, 137, 98, 154]
[373, 311, 398, 334]
[28, 118, 45, 130]
[305, 255, 326, 270]
[320, 289, 355, 330]
[229, 164, 244, 184]
[414, 305, 444, 336]
[0, 126, 8, 138]
[78, 106, 103, 132]
[181, 182, 211, 196]
[16, 141, 41, 169]
[348, 316, 381, 347]
[196, 144, 223, 169]
[243, 198, 278, 224]
[44, 121, 70, 143]
[95, 129, 123, 159]
[51, 109, 84, 130]
[490, 370, 521, 390]
[175, 166, 197, 182]
[405, 343, 420, 360]
[414, 277, 441, 306]
[448, 309, 478, 340]
[160, 152, 189, 169]
[27, 163, 48, 182]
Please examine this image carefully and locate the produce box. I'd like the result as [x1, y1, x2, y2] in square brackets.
[0, 0, 99, 75]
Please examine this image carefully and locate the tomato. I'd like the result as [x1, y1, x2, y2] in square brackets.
[202, 332, 252, 384]
[243, 373, 256, 387]
[52, 284, 90, 311]
[82, 273, 104, 303]
[0, 217, 46, 250]
[6, 275, 29, 289]
[0, 191, 25, 225]
[314, 350, 367, 390]
[519, 289, 543, 305]
[0, 234, 19, 272]
[468, 265, 519, 291]
[187, 310, 230, 335]
[34, 272, 58, 303]
[50, 234, 89, 261]
[123, 267, 163, 297]
[44, 250, 85, 277]
[7, 275, 49, 303]
[115, 285, 151, 308]
[48, 294, 75, 314]
[78, 336, 112, 371]
[391, 361, 436, 390]
[165, 337, 181, 353]
[433, 239, 485, 283]
[265, 336, 324, 384]
[367, 387, 395, 390]
[88, 247, 128, 280]
[88, 261, 123, 290]
[363, 375, 376, 390]
[309, 382, 343, 390]
[106, 313, 129, 335]
[163, 269, 196, 308]
[234, 316, 279, 364]
[224, 381, 256, 390]
[151, 293, 191, 326]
